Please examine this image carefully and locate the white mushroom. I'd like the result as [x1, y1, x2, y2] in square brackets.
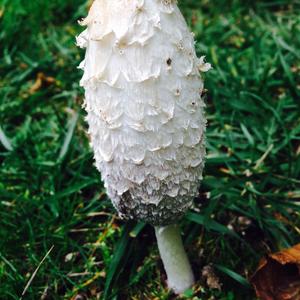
[77, 0, 210, 294]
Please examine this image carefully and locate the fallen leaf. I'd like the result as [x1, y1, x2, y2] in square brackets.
[202, 264, 222, 290]
[251, 244, 300, 300]
[29, 72, 55, 94]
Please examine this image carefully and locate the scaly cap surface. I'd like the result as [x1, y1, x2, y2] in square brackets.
[77, 0, 210, 225]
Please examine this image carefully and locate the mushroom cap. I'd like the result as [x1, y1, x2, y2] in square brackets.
[77, 0, 209, 226]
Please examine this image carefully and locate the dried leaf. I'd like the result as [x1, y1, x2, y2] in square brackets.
[251, 244, 300, 300]
[29, 72, 55, 94]
[202, 265, 222, 290]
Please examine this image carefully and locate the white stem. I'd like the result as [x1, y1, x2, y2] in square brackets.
[155, 224, 195, 294]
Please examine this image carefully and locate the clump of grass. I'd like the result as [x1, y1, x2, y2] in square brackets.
[0, 1, 299, 299]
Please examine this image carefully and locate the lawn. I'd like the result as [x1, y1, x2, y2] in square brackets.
[0, 0, 299, 299]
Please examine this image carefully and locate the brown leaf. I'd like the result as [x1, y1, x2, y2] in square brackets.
[29, 72, 55, 94]
[202, 265, 222, 291]
[251, 244, 300, 300]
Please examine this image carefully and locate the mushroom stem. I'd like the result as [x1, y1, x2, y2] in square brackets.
[155, 224, 195, 294]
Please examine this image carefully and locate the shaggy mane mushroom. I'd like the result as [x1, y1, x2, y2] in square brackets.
[77, 0, 210, 294]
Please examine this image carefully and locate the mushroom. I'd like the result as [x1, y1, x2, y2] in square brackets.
[77, 0, 210, 294]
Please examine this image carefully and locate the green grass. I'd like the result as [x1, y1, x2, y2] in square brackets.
[0, 0, 299, 299]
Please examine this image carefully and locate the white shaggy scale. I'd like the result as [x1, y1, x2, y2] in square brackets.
[77, 0, 209, 226]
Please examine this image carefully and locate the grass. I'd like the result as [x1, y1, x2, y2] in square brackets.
[0, 0, 299, 299]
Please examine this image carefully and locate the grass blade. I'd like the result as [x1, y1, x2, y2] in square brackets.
[47, 178, 98, 217]
[240, 124, 254, 146]
[130, 222, 146, 238]
[58, 113, 79, 162]
[0, 126, 13, 151]
[214, 264, 250, 287]
[103, 224, 132, 299]
[20, 246, 54, 299]
[186, 212, 240, 239]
